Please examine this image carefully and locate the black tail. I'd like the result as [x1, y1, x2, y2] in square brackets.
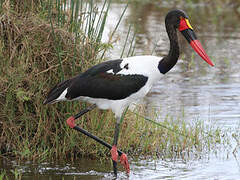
[43, 78, 73, 105]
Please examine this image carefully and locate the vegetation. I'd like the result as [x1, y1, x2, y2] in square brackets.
[0, 0, 236, 168]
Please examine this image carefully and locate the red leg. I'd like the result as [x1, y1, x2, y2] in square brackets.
[111, 122, 121, 176]
[67, 108, 130, 176]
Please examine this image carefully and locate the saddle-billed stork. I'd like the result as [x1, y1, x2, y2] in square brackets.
[44, 9, 214, 176]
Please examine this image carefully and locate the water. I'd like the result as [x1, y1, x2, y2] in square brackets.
[1, 1, 240, 179]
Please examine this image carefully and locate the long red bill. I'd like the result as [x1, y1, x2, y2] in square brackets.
[179, 18, 214, 67]
[190, 40, 214, 66]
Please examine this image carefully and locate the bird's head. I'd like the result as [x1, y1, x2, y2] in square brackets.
[166, 9, 214, 67]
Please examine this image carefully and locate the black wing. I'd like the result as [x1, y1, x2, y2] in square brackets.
[66, 59, 148, 100]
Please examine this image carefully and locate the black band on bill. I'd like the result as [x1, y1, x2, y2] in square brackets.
[180, 29, 197, 43]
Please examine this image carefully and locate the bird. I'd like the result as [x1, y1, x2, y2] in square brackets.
[43, 9, 214, 176]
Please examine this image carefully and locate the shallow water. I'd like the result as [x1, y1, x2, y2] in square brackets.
[1, 1, 240, 179]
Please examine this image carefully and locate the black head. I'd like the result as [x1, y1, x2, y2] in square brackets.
[164, 9, 214, 67]
[165, 9, 189, 29]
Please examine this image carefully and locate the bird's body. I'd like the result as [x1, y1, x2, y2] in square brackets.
[45, 55, 163, 118]
[44, 9, 214, 176]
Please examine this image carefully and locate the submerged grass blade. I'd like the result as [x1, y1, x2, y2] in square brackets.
[48, 0, 64, 80]
[96, 0, 111, 44]
[120, 24, 132, 58]
[127, 32, 136, 57]
[94, 0, 108, 40]
[110, 2, 128, 40]
[101, 2, 128, 58]
[133, 112, 192, 139]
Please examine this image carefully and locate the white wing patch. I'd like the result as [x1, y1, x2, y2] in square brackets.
[56, 88, 68, 101]
[106, 63, 129, 74]
[106, 69, 114, 74]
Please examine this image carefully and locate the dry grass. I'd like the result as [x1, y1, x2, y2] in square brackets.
[0, 1, 105, 160]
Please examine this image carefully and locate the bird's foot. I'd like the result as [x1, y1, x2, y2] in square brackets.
[110, 145, 130, 175]
[120, 153, 130, 175]
[66, 116, 76, 128]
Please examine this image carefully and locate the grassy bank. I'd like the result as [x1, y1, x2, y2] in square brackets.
[0, 0, 233, 165]
[0, 0, 122, 160]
